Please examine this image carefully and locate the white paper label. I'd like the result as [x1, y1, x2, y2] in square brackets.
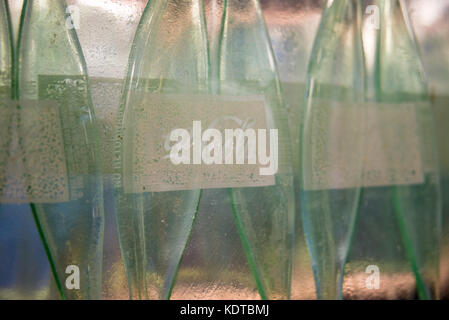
[303, 101, 425, 190]
[123, 94, 277, 193]
[0, 100, 69, 203]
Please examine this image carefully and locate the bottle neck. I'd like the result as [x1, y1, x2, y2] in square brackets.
[377, 0, 417, 48]
[20, 0, 70, 32]
[1, 0, 12, 37]
[24, 0, 67, 17]
[221, 0, 265, 35]
[159, 0, 205, 24]
[377, 0, 409, 27]
[377, 0, 416, 42]
[26, 0, 66, 9]
[223, 0, 262, 17]
[224, 0, 259, 9]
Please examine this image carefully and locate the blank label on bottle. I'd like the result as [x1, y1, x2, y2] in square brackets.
[0, 99, 70, 203]
[303, 101, 426, 191]
[123, 93, 277, 193]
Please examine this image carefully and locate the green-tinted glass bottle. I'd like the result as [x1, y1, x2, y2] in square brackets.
[368, 0, 441, 300]
[114, 0, 209, 299]
[218, 0, 295, 300]
[17, 0, 104, 300]
[300, 0, 366, 299]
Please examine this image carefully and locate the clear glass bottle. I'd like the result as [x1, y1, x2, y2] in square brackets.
[114, 0, 209, 300]
[17, 0, 104, 300]
[300, 0, 366, 300]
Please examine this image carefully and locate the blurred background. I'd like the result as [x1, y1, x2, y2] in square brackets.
[2, 0, 448, 299]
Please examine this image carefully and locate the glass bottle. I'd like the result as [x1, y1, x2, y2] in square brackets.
[17, 0, 104, 300]
[368, 0, 441, 300]
[300, 0, 366, 299]
[114, 0, 209, 300]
